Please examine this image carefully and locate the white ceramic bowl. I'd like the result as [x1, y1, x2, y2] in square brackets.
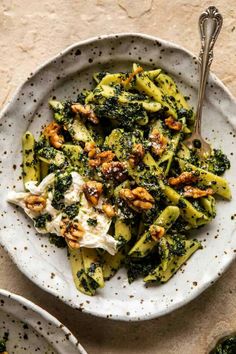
[0, 289, 86, 353]
[0, 33, 235, 321]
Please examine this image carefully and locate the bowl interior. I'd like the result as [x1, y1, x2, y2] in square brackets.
[0, 34, 236, 320]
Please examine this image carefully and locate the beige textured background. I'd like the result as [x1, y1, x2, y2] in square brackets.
[0, 1, 236, 353]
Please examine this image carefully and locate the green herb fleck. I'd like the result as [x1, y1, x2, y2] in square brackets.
[87, 218, 98, 227]
[34, 213, 52, 229]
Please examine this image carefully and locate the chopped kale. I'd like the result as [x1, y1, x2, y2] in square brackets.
[61, 100, 74, 124]
[35, 136, 50, 152]
[87, 218, 98, 227]
[94, 97, 148, 130]
[88, 262, 97, 275]
[76, 92, 87, 105]
[168, 235, 186, 257]
[137, 170, 163, 199]
[52, 173, 73, 210]
[39, 147, 56, 160]
[206, 149, 230, 176]
[177, 108, 193, 121]
[49, 234, 67, 248]
[143, 207, 160, 228]
[210, 336, 236, 354]
[125, 254, 160, 283]
[51, 189, 65, 210]
[95, 71, 109, 82]
[0, 332, 8, 352]
[0, 340, 6, 352]
[89, 277, 100, 291]
[63, 203, 79, 219]
[56, 173, 73, 193]
[187, 150, 201, 166]
[116, 198, 137, 222]
[34, 213, 52, 229]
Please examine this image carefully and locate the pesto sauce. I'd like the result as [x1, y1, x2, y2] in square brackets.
[206, 149, 230, 176]
[63, 203, 79, 219]
[210, 336, 236, 354]
[0, 332, 8, 352]
[52, 173, 73, 210]
[87, 218, 98, 227]
[49, 234, 67, 248]
[34, 213, 52, 229]
[126, 253, 160, 283]
[94, 97, 147, 130]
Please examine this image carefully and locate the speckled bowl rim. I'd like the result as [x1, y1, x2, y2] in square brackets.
[0, 289, 87, 353]
[0, 32, 236, 321]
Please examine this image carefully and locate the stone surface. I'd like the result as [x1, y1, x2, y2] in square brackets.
[0, 0, 236, 353]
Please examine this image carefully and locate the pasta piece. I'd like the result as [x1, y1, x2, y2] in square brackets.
[144, 238, 201, 283]
[102, 247, 127, 281]
[132, 63, 177, 118]
[22, 131, 40, 188]
[162, 185, 209, 227]
[177, 158, 231, 200]
[69, 248, 97, 296]
[129, 206, 180, 257]
[81, 248, 104, 288]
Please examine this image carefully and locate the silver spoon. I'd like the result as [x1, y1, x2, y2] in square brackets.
[184, 6, 223, 158]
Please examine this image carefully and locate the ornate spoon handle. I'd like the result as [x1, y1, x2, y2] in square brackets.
[194, 6, 223, 134]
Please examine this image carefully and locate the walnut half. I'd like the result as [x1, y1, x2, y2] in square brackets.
[183, 186, 214, 199]
[71, 103, 99, 124]
[43, 122, 64, 149]
[83, 181, 103, 206]
[25, 195, 46, 212]
[60, 218, 84, 249]
[149, 128, 168, 156]
[165, 116, 182, 131]
[149, 225, 165, 241]
[168, 171, 198, 186]
[119, 186, 154, 212]
[84, 142, 115, 168]
[102, 161, 128, 182]
[129, 143, 145, 167]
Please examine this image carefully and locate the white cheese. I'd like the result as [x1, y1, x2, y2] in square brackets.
[7, 171, 118, 255]
[76, 195, 117, 255]
[64, 172, 84, 205]
[25, 173, 55, 195]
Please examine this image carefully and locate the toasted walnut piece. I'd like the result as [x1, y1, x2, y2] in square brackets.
[83, 181, 103, 206]
[67, 240, 81, 249]
[149, 225, 165, 241]
[84, 143, 115, 168]
[84, 142, 97, 154]
[168, 171, 198, 186]
[102, 203, 116, 218]
[165, 116, 182, 131]
[60, 218, 84, 249]
[132, 187, 155, 202]
[99, 151, 115, 164]
[102, 161, 128, 182]
[90, 150, 115, 168]
[129, 143, 145, 167]
[43, 122, 64, 148]
[71, 103, 99, 124]
[183, 186, 214, 199]
[119, 186, 154, 212]
[25, 195, 46, 212]
[149, 128, 168, 156]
